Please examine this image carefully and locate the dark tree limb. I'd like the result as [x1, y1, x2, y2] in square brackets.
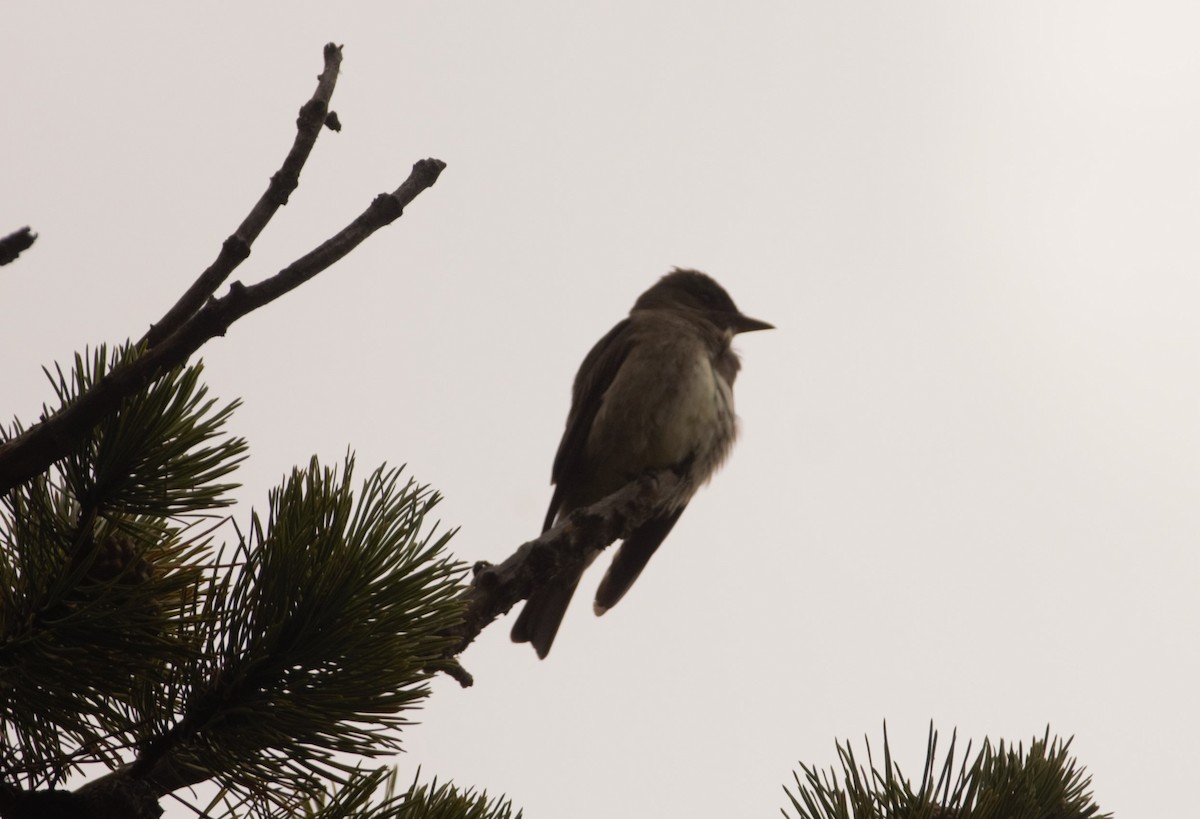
[0, 49, 446, 498]
[140, 43, 344, 350]
[446, 469, 685, 673]
[0, 227, 36, 266]
[0, 779, 161, 819]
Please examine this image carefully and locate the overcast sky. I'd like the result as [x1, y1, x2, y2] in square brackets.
[5, 3, 1198, 817]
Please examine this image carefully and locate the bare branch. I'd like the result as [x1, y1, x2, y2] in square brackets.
[0, 39, 445, 503]
[447, 469, 684, 671]
[140, 43, 345, 350]
[0, 158, 444, 497]
[0, 226, 36, 266]
[229, 158, 446, 309]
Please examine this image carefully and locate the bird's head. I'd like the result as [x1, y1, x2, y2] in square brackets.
[633, 268, 774, 334]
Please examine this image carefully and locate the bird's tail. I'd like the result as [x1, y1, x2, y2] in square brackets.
[511, 569, 584, 659]
[593, 507, 685, 615]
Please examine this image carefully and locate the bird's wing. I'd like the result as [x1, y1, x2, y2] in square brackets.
[543, 317, 637, 531]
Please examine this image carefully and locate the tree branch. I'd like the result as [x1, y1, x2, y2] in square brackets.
[447, 469, 684, 669]
[72, 468, 682, 810]
[0, 50, 446, 498]
[0, 227, 36, 266]
[140, 43, 344, 350]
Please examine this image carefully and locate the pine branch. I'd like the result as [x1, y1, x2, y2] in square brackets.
[389, 774, 522, 819]
[0, 353, 244, 786]
[301, 767, 522, 819]
[49, 346, 248, 516]
[6, 381, 695, 808]
[73, 457, 465, 813]
[782, 723, 1110, 819]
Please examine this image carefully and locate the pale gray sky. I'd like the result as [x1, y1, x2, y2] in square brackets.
[4, 3, 1198, 817]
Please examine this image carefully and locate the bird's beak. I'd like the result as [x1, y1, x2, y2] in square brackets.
[731, 313, 774, 334]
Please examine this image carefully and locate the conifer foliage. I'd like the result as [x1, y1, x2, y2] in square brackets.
[0, 348, 517, 818]
[784, 725, 1110, 819]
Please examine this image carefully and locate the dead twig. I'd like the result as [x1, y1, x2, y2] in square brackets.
[0, 44, 446, 498]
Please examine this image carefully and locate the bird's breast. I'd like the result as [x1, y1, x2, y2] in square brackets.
[586, 338, 738, 499]
[653, 351, 735, 466]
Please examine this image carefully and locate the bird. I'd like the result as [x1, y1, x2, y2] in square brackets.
[511, 268, 772, 658]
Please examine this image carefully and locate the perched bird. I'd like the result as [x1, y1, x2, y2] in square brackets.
[511, 268, 772, 658]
